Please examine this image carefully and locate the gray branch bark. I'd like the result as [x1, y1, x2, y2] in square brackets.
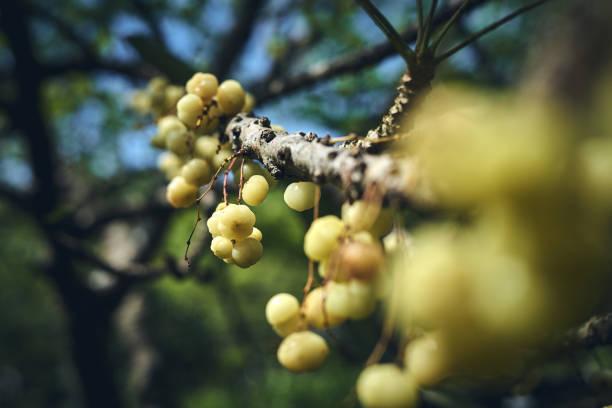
[225, 114, 419, 203]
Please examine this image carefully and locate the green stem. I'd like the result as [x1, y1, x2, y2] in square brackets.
[415, 0, 424, 51]
[420, 0, 438, 52]
[357, 0, 416, 67]
[435, 0, 550, 63]
[430, 0, 471, 53]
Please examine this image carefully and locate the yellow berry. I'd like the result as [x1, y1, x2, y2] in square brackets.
[177, 94, 204, 127]
[242, 92, 256, 113]
[404, 332, 451, 386]
[186, 72, 218, 102]
[217, 79, 245, 115]
[277, 331, 329, 373]
[166, 176, 198, 208]
[157, 152, 183, 180]
[242, 175, 269, 206]
[181, 158, 211, 186]
[303, 215, 345, 261]
[356, 364, 418, 408]
[211, 236, 233, 259]
[218, 204, 256, 240]
[265, 293, 300, 326]
[166, 129, 194, 155]
[284, 182, 316, 211]
[249, 227, 262, 241]
[231, 237, 263, 268]
[303, 287, 346, 329]
[206, 213, 221, 237]
[194, 136, 220, 160]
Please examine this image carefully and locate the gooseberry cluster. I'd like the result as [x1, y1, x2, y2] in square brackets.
[386, 85, 612, 398]
[264, 182, 395, 378]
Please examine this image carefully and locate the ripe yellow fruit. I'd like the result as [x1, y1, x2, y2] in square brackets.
[231, 237, 263, 268]
[356, 364, 418, 408]
[404, 332, 451, 386]
[207, 212, 221, 237]
[346, 279, 377, 319]
[158, 115, 186, 138]
[181, 158, 211, 186]
[342, 200, 380, 232]
[249, 227, 262, 241]
[166, 129, 194, 155]
[277, 331, 329, 373]
[303, 215, 345, 261]
[303, 287, 346, 329]
[186, 72, 218, 102]
[284, 182, 316, 211]
[166, 176, 198, 208]
[218, 204, 256, 240]
[211, 146, 232, 170]
[210, 236, 233, 259]
[165, 85, 184, 108]
[177, 94, 204, 127]
[265, 293, 300, 327]
[217, 79, 245, 115]
[242, 175, 269, 206]
[194, 136, 220, 160]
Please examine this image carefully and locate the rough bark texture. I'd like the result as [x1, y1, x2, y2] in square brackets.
[225, 114, 419, 203]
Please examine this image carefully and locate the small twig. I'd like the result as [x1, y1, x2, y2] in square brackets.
[223, 155, 239, 206]
[329, 133, 357, 144]
[416, 0, 425, 50]
[420, 0, 439, 52]
[430, 0, 471, 53]
[237, 157, 245, 204]
[356, 0, 416, 67]
[435, 0, 550, 62]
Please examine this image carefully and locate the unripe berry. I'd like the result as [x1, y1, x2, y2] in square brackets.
[211, 236, 233, 259]
[356, 364, 418, 408]
[232, 237, 263, 268]
[277, 331, 329, 373]
[181, 158, 211, 186]
[217, 79, 245, 115]
[369, 208, 394, 237]
[212, 147, 232, 170]
[346, 279, 376, 319]
[303, 215, 345, 261]
[194, 136, 220, 160]
[158, 115, 186, 138]
[166, 176, 198, 208]
[177, 94, 204, 127]
[303, 287, 346, 329]
[284, 182, 316, 211]
[218, 204, 256, 240]
[242, 175, 269, 206]
[342, 200, 380, 232]
[165, 85, 184, 108]
[265, 293, 300, 326]
[166, 128, 194, 155]
[186, 72, 218, 102]
[324, 281, 351, 318]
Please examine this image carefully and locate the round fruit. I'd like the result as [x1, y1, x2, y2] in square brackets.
[242, 92, 255, 113]
[157, 152, 183, 180]
[249, 227, 262, 241]
[332, 241, 384, 281]
[194, 136, 220, 160]
[166, 128, 194, 155]
[356, 364, 418, 408]
[158, 115, 186, 137]
[284, 182, 316, 212]
[303, 215, 345, 261]
[211, 236, 233, 259]
[242, 175, 269, 206]
[231, 237, 263, 268]
[166, 176, 198, 208]
[186, 72, 218, 102]
[303, 287, 346, 329]
[277, 331, 329, 373]
[177, 94, 204, 127]
[207, 212, 221, 237]
[404, 332, 451, 386]
[218, 204, 256, 240]
[217, 79, 245, 115]
[265, 293, 300, 326]
[181, 158, 211, 186]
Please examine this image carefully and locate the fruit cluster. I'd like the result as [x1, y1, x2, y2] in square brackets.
[130, 77, 184, 118]
[386, 85, 612, 400]
[264, 185, 395, 376]
[146, 72, 254, 208]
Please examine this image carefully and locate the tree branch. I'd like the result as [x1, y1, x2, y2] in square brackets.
[226, 114, 419, 203]
[254, 0, 490, 104]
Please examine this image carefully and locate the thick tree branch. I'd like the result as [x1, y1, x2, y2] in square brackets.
[564, 312, 612, 351]
[226, 114, 419, 203]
